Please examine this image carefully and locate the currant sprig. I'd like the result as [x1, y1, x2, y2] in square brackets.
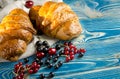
[12, 40, 86, 79]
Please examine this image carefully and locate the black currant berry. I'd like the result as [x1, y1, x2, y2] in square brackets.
[23, 58, 29, 64]
[37, 46, 44, 52]
[53, 57, 58, 62]
[43, 47, 48, 54]
[47, 63, 53, 68]
[58, 61, 63, 67]
[45, 59, 50, 65]
[38, 60, 44, 65]
[55, 44, 62, 50]
[35, 58, 40, 62]
[78, 53, 84, 58]
[42, 41, 49, 46]
[59, 50, 64, 55]
[36, 40, 42, 47]
[40, 73, 45, 79]
[54, 64, 59, 69]
[48, 72, 54, 78]
[47, 55, 53, 60]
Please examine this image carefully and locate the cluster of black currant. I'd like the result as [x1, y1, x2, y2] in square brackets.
[13, 40, 86, 79]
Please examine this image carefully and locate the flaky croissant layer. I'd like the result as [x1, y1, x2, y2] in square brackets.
[29, 1, 82, 40]
[0, 8, 36, 61]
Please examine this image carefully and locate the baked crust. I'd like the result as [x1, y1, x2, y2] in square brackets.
[29, 1, 82, 40]
[0, 8, 36, 61]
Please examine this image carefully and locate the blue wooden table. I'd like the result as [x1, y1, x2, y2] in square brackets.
[0, 0, 120, 79]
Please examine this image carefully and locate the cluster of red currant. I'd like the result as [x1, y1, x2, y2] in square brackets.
[13, 40, 86, 79]
[13, 62, 25, 79]
[63, 42, 86, 62]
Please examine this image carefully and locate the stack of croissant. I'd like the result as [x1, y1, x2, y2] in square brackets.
[29, 1, 82, 40]
[0, 8, 36, 61]
[0, 1, 82, 61]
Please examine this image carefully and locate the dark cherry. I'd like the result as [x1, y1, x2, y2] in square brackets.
[25, 0, 34, 8]
[48, 48, 56, 55]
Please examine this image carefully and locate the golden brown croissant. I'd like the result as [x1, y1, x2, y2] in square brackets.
[29, 1, 82, 40]
[0, 39, 26, 61]
[0, 8, 36, 61]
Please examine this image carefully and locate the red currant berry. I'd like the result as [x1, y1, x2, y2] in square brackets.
[79, 48, 86, 53]
[64, 47, 69, 51]
[16, 76, 21, 79]
[36, 64, 40, 69]
[69, 51, 74, 55]
[65, 56, 70, 62]
[25, 0, 34, 8]
[68, 41, 73, 46]
[70, 54, 75, 60]
[19, 73, 24, 77]
[74, 49, 78, 54]
[14, 69, 17, 73]
[64, 42, 68, 46]
[26, 64, 30, 69]
[31, 62, 37, 68]
[33, 68, 39, 73]
[19, 67, 24, 73]
[48, 48, 56, 55]
[36, 52, 45, 59]
[14, 64, 20, 70]
[69, 45, 76, 50]
[18, 62, 23, 66]
[28, 69, 33, 74]
[13, 77, 17, 79]
[64, 50, 69, 55]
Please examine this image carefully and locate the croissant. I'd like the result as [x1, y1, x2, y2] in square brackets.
[29, 1, 82, 40]
[0, 8, 36, 61]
